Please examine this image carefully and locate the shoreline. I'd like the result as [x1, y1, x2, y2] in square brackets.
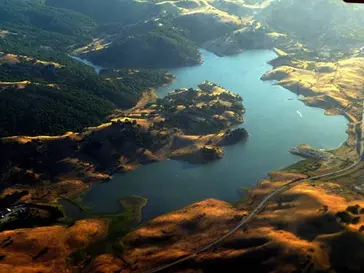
[74, 51, 353, 222]
[0, 81, 247, 215]
[80, 51, 355, 211]
[0, 48, 361, 273]
[0, 49, 356, 223]
[136, 50, 358, 211]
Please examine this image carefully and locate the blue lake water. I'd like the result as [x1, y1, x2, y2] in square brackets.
[77, 50, 348, 220]
[70, 55, 103, 74]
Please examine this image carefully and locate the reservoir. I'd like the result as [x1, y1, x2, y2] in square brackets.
[74, 50, 348, 220]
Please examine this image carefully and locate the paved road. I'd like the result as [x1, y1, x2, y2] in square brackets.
[147, 155, 363, 273]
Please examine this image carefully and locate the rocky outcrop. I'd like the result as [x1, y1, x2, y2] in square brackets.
[171, 145, 224, 164]
[218, 128, 249, 146]
[199, 146, 224, 162]
[268, 49, 294, 68]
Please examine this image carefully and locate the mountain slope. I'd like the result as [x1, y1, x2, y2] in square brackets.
[0, 53, 170, 136]
[257, 0, 364, 51]
[0, 0, 96, 56]
[78, 19, 202, 69]
[46, 0, 160, 25]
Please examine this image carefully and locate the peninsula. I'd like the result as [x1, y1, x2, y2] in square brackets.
[0, 81, 248, 222]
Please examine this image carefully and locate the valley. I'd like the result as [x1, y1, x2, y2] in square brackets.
[0, 0, 363, 273]
[78, 50, 347, 222]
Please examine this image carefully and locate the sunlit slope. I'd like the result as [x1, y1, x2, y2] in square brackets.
[0, 51, 64, 67]
[256, 0, 364, 51]
[195, 0, 364, 56]
[71, 0, 364, 65]
[119, 172, 364, 272]
[168, 0, 245, 43]
[155, 0, 247, 41]
[73, 0, 246, 67]
[262, 55, 364, 122]
[153, 0, 306, 57]
[204, 0, 274, 18]
[203, 20, 290, 55]
[0, 219, 108, 273]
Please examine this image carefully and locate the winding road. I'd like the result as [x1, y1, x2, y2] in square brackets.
[147, 107, 364, 273]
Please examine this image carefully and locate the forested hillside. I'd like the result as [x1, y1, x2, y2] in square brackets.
[0, 0, 175, 136]
[0, 84, 114, 137]
[0, 53, 171, 136]
[0, 0, 96, 56]
[258, 0, 364, 50]
[2, 0, 362, 137]
[83, 19, 201, 68]
[46, 0, 160, 25]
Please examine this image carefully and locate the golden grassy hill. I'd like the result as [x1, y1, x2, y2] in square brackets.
[119, 171, 364, 273]
[0, 219, 108, 273]
[262, 56, 364, 123]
